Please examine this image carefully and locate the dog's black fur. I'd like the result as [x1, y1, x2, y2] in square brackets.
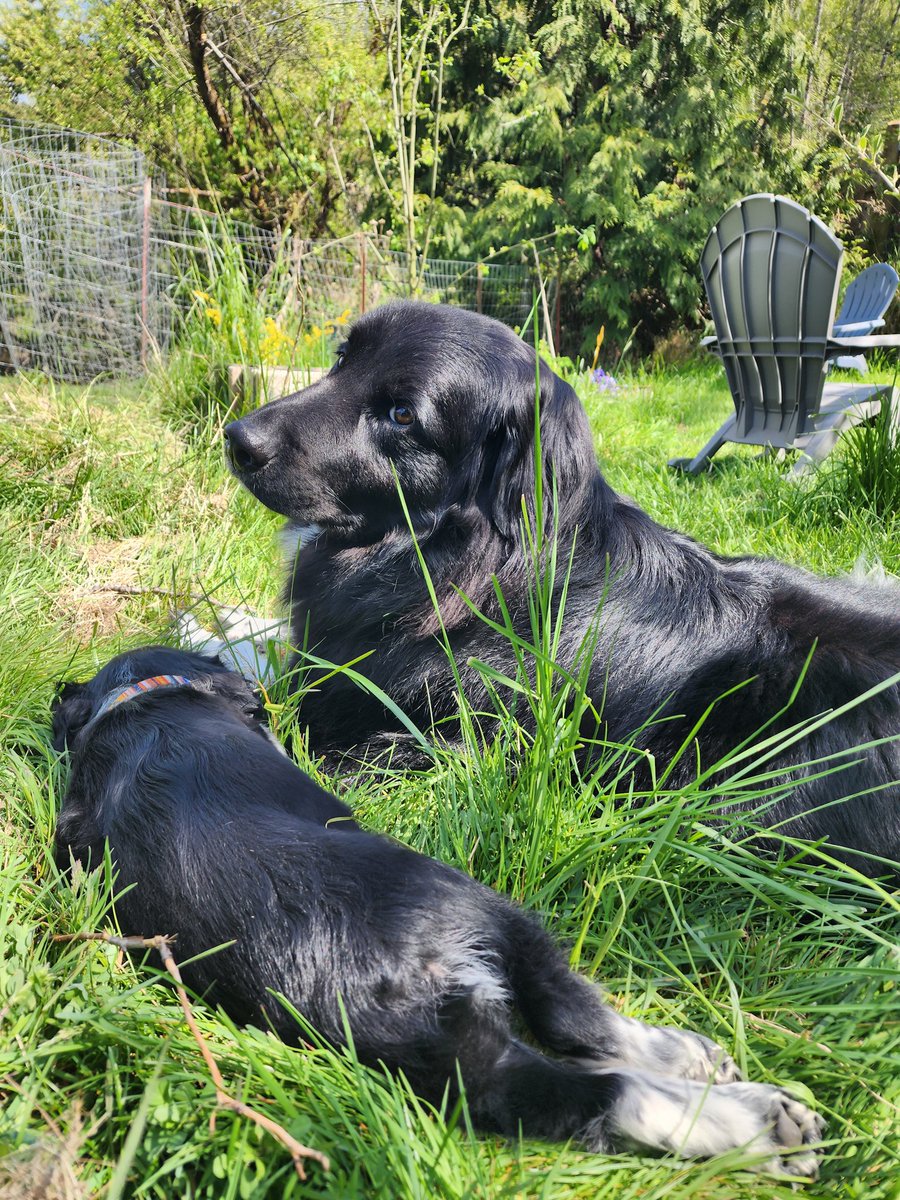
[52, 646, 823, 1168]
[223, 301, 900, 876]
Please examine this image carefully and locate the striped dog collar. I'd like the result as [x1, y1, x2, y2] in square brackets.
[93, 674, 194, 721]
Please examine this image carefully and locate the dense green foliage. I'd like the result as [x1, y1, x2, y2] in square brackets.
[430, 0, 806, 351]
[791, 0, 900, 131]
[0, 0, 896, 354]
[2, 358, 899, 1197]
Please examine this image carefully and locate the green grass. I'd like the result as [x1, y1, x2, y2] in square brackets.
[2, 356, 899, 1198]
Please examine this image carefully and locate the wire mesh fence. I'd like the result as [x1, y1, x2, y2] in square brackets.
[0, 119, 537, 383]
[278, 234, 537, 332]
[0, 119, 152, 379]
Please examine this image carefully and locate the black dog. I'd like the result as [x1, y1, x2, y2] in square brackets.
[53, 646, 823, 1172]
[223, 300, 900, 876]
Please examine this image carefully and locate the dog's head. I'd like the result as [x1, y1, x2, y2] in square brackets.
[51, 645, 257, 752]
[224, 301, 601, 542]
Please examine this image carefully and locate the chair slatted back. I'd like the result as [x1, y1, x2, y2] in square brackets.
[701, 194, 843, 446]
[835, 262, 898, 330]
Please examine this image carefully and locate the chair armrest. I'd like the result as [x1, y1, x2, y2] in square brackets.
[831, 318, 886, 336]
[827, 334, 900, 352]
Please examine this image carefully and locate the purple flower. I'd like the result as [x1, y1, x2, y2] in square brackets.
[590, 366, 619, 393]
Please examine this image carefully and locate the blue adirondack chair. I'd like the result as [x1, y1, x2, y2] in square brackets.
[831, 262, 898, 372]
[669, 194, 900, 474]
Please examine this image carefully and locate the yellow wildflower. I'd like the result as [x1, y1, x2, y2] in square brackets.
[260, 317, 292, 365]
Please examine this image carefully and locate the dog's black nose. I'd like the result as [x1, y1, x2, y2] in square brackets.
[224, 420, 270, 475]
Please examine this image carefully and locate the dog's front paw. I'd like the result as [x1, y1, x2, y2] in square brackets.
[711, 1082, 825, 1176]
[171, 607, 290, 685]
[211, 606, 291, 644]
[173, 610, 225, 656]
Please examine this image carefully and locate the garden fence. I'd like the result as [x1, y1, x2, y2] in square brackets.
[0, 119, 538, 383]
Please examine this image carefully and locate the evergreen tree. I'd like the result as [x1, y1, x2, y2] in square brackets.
[429, 0, 806, 353]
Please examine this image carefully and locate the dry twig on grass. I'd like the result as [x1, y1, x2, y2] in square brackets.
[81, 584, 210, 604]
[53, 931, 330, 1181]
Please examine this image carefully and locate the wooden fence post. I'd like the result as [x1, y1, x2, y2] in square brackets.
[885, 120, 899, 168]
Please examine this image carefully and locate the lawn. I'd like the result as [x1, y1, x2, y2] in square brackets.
[1, 353, 898, 1199]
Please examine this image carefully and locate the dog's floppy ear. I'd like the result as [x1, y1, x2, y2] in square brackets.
[203, 661, 268, 722]
[483, 363, 598, 539]
[51, 681, 94, 753]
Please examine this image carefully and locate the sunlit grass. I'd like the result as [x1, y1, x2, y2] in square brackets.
[1, 356, 898, 1197]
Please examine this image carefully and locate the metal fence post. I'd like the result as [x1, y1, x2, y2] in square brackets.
[358, 233, 367, 314]
[140, 175, 151, 368]
[555, 263, 561, 355]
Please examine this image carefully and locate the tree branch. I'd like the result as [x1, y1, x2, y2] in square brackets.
[180, 2, 275, 225]
[184, 4, 236, 153]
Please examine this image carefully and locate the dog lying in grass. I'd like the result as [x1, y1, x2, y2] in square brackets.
[52, 646, 824, 1174]
[218, 300, 900, 877]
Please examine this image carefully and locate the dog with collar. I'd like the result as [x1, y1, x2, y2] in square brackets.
[52, 645, 824, 1173]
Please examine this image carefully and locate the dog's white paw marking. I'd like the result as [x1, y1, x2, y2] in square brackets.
[602, 1011, 740, 1083]
[586, 1072, 824, 1176]
[652, 1026, 740, 1085]
[212, 606, 292, 643]
[172, 607, 291, 685]
[648, 1025, 740, 1085]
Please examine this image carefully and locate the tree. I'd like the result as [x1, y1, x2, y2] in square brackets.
[363, 0, 471, 291]
[428, 0, 808, 355]
[787, 0, 900, 291]
[793, 0, 900, 134]
[0, 0, 381, 233]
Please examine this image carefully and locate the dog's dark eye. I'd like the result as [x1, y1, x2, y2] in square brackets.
[332, 349, 346, 372]
[389, 404, 415, 427]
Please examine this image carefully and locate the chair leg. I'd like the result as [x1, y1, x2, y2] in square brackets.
[668, 418, 735, 474]
[789, 431, 840, 477]
[789, 398, 884, 477]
